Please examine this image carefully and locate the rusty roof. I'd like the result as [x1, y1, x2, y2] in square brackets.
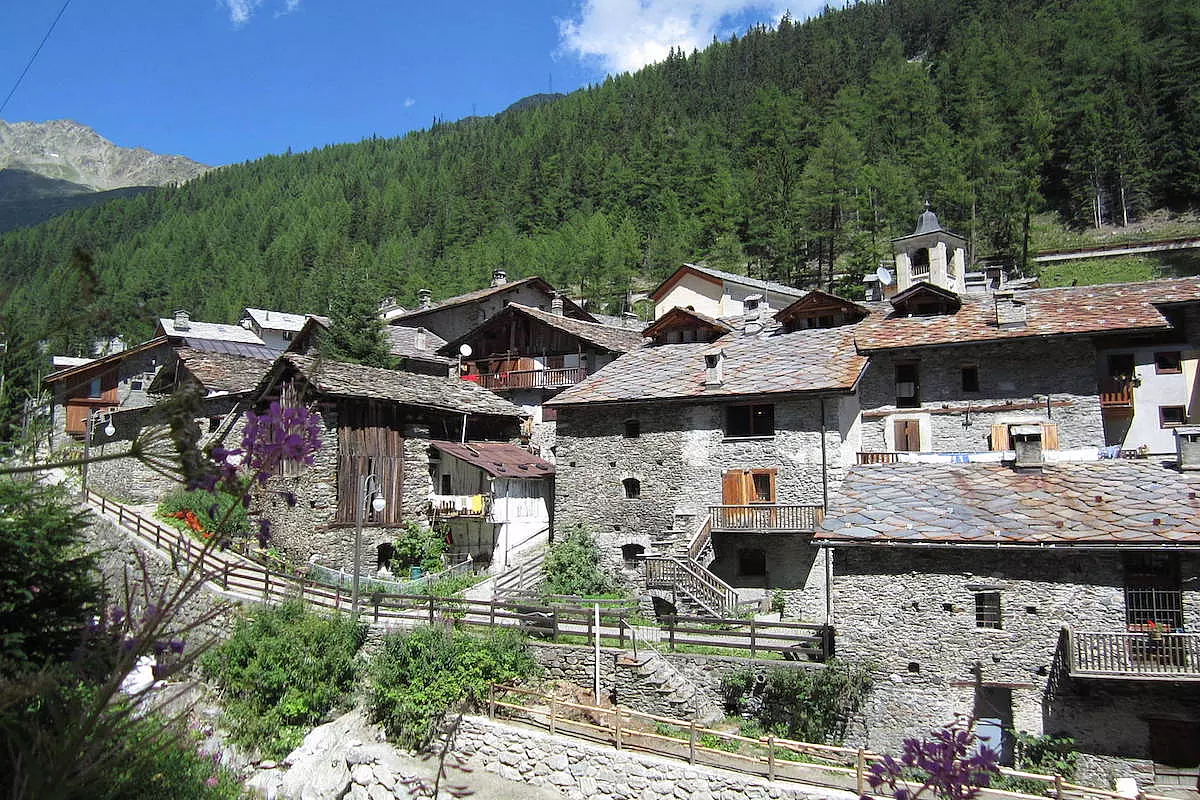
[852, 277, 1200, 352]
[818, 460, 1200, 547]
[547, 323, 866, 406]
[430, 440, 555, 478]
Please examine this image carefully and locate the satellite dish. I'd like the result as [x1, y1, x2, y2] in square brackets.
[875, 266, 894, 286]
[459, 344, 473, 357]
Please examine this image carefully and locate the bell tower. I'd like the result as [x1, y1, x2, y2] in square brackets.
[892, 205, 967, 295]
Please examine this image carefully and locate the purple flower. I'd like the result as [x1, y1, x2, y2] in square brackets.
[168, 639, 186, 654]
[862, 719, 998, 800]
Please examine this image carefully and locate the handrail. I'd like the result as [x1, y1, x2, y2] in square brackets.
[686, 516, 713, 560]
[1068, 628, 1200, 678]
[644, 555, 738, 616]
[475, 367, 586, 391]
[708, 505, 825, 532]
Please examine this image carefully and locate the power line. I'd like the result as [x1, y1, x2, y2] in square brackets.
[0, 0, 74, 117]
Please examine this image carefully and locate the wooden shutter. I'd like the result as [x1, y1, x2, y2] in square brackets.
[722, 469, 748, 504]
[990, 423, 1011, 451]
[1041, 423, 1060, 450]
[894, 420, 921, 451]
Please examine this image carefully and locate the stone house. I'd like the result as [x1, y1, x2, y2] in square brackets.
[437, 302, 645, 458]
[427, 440, 554, 570]
[285, 314, 454, 377]
[817, 453, 1200, 791]
[245, 354, 526, 574]
[238, 307, 309, 351]
[648, 262, 805, 321]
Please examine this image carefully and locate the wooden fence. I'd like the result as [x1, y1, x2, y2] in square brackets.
[487, 685, 1177, 800]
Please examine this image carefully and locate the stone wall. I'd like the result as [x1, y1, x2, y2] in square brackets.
[554, 397, 848, 578]
[830, 546, 1200, 772]
[858, 340, 1104, 453]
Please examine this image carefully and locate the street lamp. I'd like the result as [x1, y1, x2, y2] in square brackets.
[352, 473, 386, 619]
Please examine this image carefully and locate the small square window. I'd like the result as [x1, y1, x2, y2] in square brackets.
[1160, 406, 1187, 428]
[1155, 351, 1182, 374]
[725, 404, 774, 437]
[961, 366, 979, 393]
[624, 419, 640, 438]
[975, 592, 1002, 629]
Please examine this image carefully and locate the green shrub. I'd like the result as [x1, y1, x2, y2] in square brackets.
[157, 487, 248, 538]
[992, 731, 1079, 793]
[541, 527, 618, 597]
[390, 521, 446, 574]
[720, 661, 872, 744]
[367, 625, 537, 748]
[201, 601, 366, 758]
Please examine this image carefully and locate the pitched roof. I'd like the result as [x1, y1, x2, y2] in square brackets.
[852, 277, 1200, 352]
[547, 324, 866, 406]
[265, 354, 526, 418]
[774, 290, 869, 327]
[642, 307, 732, 340]
[389, 276, 591, 323]
[892, 208, 965, 242]
[386, 326, 453, 364]
[44, 336, 170, 385]
[149, 348, 273, 395]
[157, 316, 267, 345]
[817, 461, 1200, 547]
[241, 308, 308, 332]
[649, 263, 807, 303]
[182, 337, 279, 360]
[430, 440, 555, 478]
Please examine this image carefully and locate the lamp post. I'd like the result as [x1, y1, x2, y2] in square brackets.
[352, 473, 386, 619]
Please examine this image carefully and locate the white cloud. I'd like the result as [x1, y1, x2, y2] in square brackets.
[218, 0, 299, 26]
[403, 98, 416, 108]
[558, 0, 788, 74]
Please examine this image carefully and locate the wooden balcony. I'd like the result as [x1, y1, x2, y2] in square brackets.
[1098, 377, 1134, 414]
[1068, 629, 1200, 680]
[474, 367, 586, 391]
[708, 505, 825, 532]
[858, 451, 901, 465]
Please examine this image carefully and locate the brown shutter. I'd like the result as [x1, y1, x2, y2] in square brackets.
[990, 423, 1011, 451]
[894, 420, 920, 451]
[722, 469, 747, 505]
[1041, 423, 1059, 450]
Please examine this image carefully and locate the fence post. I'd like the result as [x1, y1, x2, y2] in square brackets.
[429, 596, 436, 625]
[489, 599, 496, 628]
[613, 708, 622, 750]
[750, 619, 757, 658]
[856, 748, 866, 796]
[222, 565, 229, 592]
[669, 615, 676, 652]
[688, 720, 697, 765]
[373, 595, 380, 624]
[1054, 774, 1064, 800]
[549, 698, 557, 735]
[488, 685, 495, 719]
[767, 735, 776, 781]
[263, 571, 271, 603]
[619, 620, 626, 649]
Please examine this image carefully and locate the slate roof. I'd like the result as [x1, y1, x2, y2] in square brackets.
[430, 440, 555, 479]
[852, 277, 1200, 352]
[386, 326, 453, 364]
[817, 461, 1200, 547]
[183, 337, 280, 360]
[650, 263, 807, 303]
[150, 348, 272, 395]
[503, 304, 646, 353]
[547, 324, 865, 406]
[389, 276, 591, 322]
[157, 316, 267, 345]
[242, 308, 308, 332]
[269, 354, 526, 418]
[44, 336, 171, 385]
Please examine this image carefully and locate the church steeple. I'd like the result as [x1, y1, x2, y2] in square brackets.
[891, 205, 967, 295]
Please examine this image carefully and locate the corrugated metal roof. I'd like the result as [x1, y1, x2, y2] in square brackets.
[430, 440, 555, 478]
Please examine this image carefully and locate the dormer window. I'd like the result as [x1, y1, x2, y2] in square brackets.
[704, 350, 724, 386]
[744, 295, 761, 312]
[889, 283, 961, 318]
[773, 290, 868, 333]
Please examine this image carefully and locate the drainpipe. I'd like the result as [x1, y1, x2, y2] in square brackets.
[819, 395, 830, 511]
[461, 413, 468, 444]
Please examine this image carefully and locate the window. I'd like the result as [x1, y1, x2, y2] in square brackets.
[624, 419, 640, 438]
[895, 363, 920, 408]
[961, 366, 979, 393]
[738, 548, 766, 576]
[622, 477, 641, 499]
[975, 592, 1002, 629]
[130, 379, 144, 391]
[440, 474, 453, 495]
[1125, 553, 1183, 630]
[751, 472, 773, 503]
[722, 468, 777, 506]
[1155, 351, 1182, 374]
[725, 404, 774, 437]
[88, 377, 103, 398]
[621, 543, 644, 569]
[1161, 406, 1187, 427]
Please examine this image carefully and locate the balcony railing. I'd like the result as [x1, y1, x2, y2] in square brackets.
[858, 451, 901, 464]
[428, 494, 489, 518]
[709, 505, 825, 532]
[1098, 377, 1134, 410]
[473, 367, 586, 391]
[644, 555, 739, 616]
[1068, 629, 1200, 680]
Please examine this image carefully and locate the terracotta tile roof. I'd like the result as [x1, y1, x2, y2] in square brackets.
[547, 324, 866, 406]
[853, 277, 1200, 351]
[156, 348, 272, 394]
[430, 440, 555, 478]
[270, 354, 526, 418]
[818, 460, 1200, 547]
[388, 276, 591, 322]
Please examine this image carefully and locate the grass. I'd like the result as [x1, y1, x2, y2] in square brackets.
[1036, 256, 1159, 287]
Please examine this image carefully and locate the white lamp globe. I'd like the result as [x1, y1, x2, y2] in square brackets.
[371, 495, 386, 514]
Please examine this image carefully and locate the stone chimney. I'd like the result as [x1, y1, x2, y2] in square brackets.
[551, 293, 564, 316]
[173, 309, 191, 331]
[417, 289, 433, 310]
[491, 269, 508, 287]
[415, 327, 428, 351]
[1009, 424, 1044, 469]
[994, 292, 1027, 329]
[704, 350, 725, 387]
[1174, 426, 1200, 470]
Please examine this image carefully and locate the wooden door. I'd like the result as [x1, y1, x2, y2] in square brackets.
[894, 419, 921, 451]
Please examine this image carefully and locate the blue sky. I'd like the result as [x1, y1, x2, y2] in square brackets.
[1, 1, 812, 167]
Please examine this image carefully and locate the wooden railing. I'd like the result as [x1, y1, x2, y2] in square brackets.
[686, 516, 713, 560]
[1069, 629, 1200, 679]
[644, 555, 739, 616]
[1098, 377, 1134, 409]
[476, 367, 586, 391]
[858, 451, 901, 464]
[708, 505, 824, 532]
[487, 685, 1179, 800]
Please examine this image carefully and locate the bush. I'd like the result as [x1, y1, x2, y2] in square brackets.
[367, 626, 537, 748]
[720, 661, 872, 744]
[992, 731, 1079, 793]
[390, 521, 446, 574]
[201, 601, 365, 758]
[541, 527, 618, 597]
[157, 487, 248, 540]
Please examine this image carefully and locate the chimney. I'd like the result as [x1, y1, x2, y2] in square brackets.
[491, 269, 508, 287]
[1009, 424, 1044, 469]
[704, 349, 725, 387]
[417, 289, 433, 310]
[551, 293, 564, 316]
[622, 311, 639, 328]
[415, 327, 428, 351]
[173, 309, 191, 331]
[994, 292, 1027, 329]
[1174, 426, 1200, 470]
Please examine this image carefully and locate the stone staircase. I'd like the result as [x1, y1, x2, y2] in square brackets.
[614, 635, 722, 724]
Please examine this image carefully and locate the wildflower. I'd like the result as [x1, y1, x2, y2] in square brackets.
[865, 718, 999, 800]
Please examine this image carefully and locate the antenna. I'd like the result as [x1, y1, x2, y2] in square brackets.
[875, 266, 894, 286]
